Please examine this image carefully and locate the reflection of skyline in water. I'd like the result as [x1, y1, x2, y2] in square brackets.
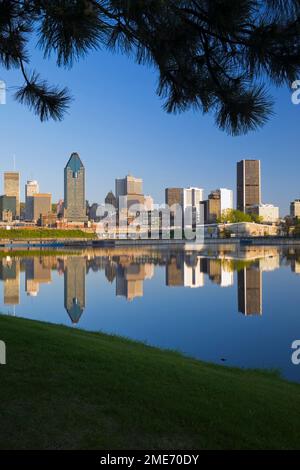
[0, 246, 299, 324]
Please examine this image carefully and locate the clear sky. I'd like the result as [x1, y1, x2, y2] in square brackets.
[0, 44, 299, 215]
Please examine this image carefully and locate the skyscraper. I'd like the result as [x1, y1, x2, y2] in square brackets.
[105, 191, 117, 208]
[183, 187, 204, 228]
[4, 172, 20, 218]
[206, 188, 233, 223]
[183, 187, 204, 209]
[115, 175, 143, 199]
[25, 180, 39, 221]
[165, 187, 204, 228]
[165, 188, 183, 208]
[115, 175, 144, 210]
[64, 153, 88, 223]
[290, 199, 300, 218]
[0, 195, 16, 222]
[32, 193, 52, 222]
[237, 160, 261, 212]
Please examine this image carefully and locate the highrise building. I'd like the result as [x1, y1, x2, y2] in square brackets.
[290, 199, 300, 218]
[183, 187, 204, 209]
[25, 180, 39, 221]
[183, 187, 204, 227]
[237, 160, 261, 212]
[247, 203, 279, 223]
[64, 153, 88, 223]
[105, 191, 117, 208]
[4, 172, 20, 218]
[165, 188, 183, 208]
[166, 187, 204, 228]
[115, 175, 144, 210]
[57, 199, 64, 218]
[206, 188, 233, 223]
[116, 175, 143, 199]
[165, 187, 204, 209]
[32, 193, 51, 222]
[0, 195, 16, 222]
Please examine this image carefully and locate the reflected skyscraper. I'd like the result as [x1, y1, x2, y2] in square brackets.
[64, 257, 86, 323]
[115, 261, 153, 301]
[259, 254, 280, 272]
[105, 262, 117, 283]
[207, 259, 234, 287]
[24, 258, 52, 296]
[183, 255, 204, 288]
[0, 258, 20, 305]
[116, 264, 143, 301]
[166, 254, 184, 287]
[238, 266, 262, 315]
[291, 259, 300, 274]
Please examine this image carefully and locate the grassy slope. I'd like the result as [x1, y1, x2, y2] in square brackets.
[1, 315, 300, 450]
[0, 228, 95, 239]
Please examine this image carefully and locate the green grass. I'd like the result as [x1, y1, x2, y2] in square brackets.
[0, 228, 96, 240]
[1, 315, 300, 450]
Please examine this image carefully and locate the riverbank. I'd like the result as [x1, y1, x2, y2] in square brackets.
[1, 227, 300, 248]
[0, 228, 96, 239]
[1, 315, 300, 449]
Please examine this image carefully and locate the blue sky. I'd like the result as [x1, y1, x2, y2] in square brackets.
[0, 45, 299, 215]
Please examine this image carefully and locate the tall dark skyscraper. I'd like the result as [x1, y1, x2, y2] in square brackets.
[237, 160, 261, 212]
[64, 153, 88, 222]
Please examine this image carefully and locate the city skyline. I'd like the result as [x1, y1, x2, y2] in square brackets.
[0, 156, 295, 221]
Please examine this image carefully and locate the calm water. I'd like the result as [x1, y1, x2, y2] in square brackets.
[1, 244, 300, 382]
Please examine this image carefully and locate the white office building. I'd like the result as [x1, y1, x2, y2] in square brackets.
[248, 204, 279, 223]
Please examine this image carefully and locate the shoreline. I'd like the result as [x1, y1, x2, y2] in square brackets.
[0, 236, 300, 249]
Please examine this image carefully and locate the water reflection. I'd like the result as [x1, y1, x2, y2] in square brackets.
[0, 245, 296, 323]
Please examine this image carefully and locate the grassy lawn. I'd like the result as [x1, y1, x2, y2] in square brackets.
[0, 228, 96, 239]
[1, 315, 300, 450]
